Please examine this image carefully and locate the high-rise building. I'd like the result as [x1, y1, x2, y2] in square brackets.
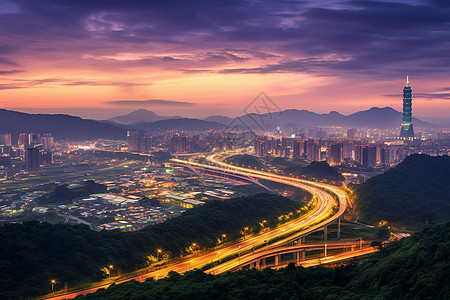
[362, 146, 377, 168]
[0, 133, 12, 146]
[18, 133, 29, 149]
[399, 76, 414, 139]
[328, 143, 342, 166]
[292, 140, 304, 159]
[28, 133, 41, 146]
[25, 147, 40, 170]
[253, 137, 268, 156]
[41, 133, 54, 149]
[127, 131, 152, 153]
[306, 140, 320, 162]
[346, 128, 356, 139]
[342, 141, 354, 159]
[41, 151, 53, 165]
[170, 135, 187, 153]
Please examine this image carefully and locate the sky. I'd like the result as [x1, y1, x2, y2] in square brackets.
[1, 0, 450, 120]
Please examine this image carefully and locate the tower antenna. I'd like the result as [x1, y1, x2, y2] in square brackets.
[406, 75, 409, 87]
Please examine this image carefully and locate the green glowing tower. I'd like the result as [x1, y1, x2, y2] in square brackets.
[399, 75, 414, 139]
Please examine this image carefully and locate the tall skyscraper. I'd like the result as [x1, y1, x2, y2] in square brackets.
[25, 147, 41, 170]
[0, 133, 12, 146]
[327, 143, 342, 166]
[346, 128, 356, 139]
[41, 133, 54, 149]
[18, 133, 29, 149]
[399, 76, 414, 139]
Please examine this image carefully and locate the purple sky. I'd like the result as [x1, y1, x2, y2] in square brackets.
[0, 0, 449, 119]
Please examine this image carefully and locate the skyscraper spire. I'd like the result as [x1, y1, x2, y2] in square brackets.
[399, 76, 414, 139]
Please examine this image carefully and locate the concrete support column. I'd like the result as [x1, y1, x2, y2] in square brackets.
[324, 244, 327, 257]
[296, 251, 300, 264]
[256, 260, 261, 270]
[261, 258, 266, 268]
[300, 251, 305, 261]
[274, 255, 280, 266]
[337, 217, 341, 239]
[324, 225, 328, 242]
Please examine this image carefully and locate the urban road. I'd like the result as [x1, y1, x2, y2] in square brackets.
[44, 152, 375, 300]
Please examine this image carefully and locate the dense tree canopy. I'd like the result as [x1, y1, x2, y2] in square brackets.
[0, 194, 303, 298]
[286, 161, 345, 184]
[39, 180, 107, 204]
[224, 154, 266, 170]
[354, 154, 450, 225]
[77, 221, 450, 300]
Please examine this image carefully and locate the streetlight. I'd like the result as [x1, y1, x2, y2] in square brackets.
[243, 227, 249, 239]
[51, 279, 56, 293]
[109, 265, 114, 278]
[157, 249, 162, 261]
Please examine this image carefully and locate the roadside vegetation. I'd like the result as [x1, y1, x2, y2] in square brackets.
[75, 221, 450, 300]
[0, 193, 307, 299]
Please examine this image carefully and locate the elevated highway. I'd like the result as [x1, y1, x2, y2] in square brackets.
[208, 240, 374, 274]
[44, 152, 358, 299]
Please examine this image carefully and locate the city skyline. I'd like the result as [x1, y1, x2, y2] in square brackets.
[1, 0, 450, 119]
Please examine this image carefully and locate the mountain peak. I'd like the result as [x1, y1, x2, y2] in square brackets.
[110, 109, 181, 124]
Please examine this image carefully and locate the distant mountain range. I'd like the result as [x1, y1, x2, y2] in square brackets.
[206, 107, 434, 129]
[0, 109, 126, 141]
[130, 118, 224, 132]
[111, 107, 434, 130]
[0, 107, 437, 142]
[109, 109, 181, 124]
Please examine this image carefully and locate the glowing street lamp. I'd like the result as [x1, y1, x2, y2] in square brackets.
[219, 234, 227, 244]
[157, 249, 162, 261]
[242, 227, 249, 239]
[108, 265, 114, 278]
[51, 279, 56, 293]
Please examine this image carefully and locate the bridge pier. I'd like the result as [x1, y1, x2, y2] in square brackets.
[274, 254, 280, 266]
[324, 244, 327, 257]
[261, 258, 266, 269]
[299, 236, 305, 245]
[296, 251, 305, 263]
[337, 217, 341, 239]
[324, 225, 328, 242]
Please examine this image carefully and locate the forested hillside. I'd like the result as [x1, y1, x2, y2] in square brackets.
[0, 194, 303, 298]
[354, 154, 450, 225]
[76, 221, 450, 300]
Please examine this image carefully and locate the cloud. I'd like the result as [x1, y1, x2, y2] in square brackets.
[1, 0, 450, 80]
[105, 99, 195, 106]
[0, 77, 150, 90]
[384, 92, 450, 100]
[0, 84, 22, 90]
[0, 69, 23, 75]
[61, 80, 149, 87]
[0, 57, 19, 66]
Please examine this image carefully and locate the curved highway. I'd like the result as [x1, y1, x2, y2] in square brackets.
[45, 152, 349, 299]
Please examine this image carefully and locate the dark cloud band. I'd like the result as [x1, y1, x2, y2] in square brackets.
[106, 99, 195, 106]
